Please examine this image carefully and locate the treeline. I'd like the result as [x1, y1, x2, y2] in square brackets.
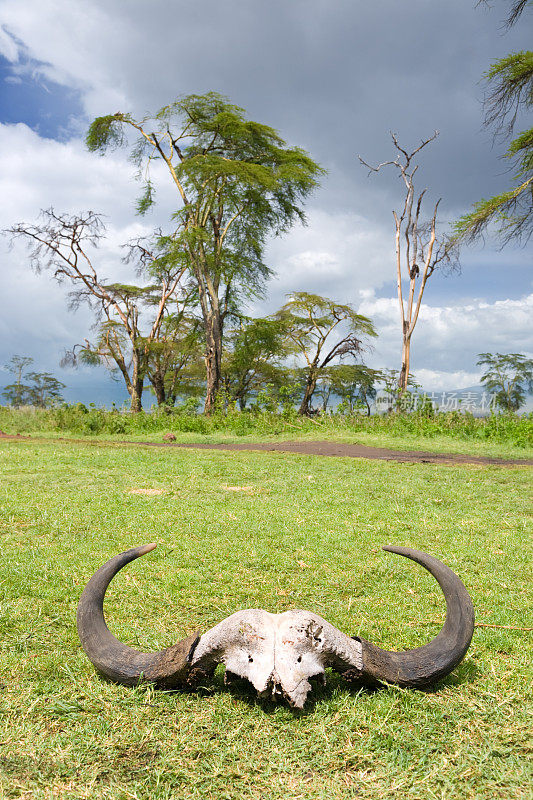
[7, 93, 381, 415]
[3, 350, 532, 417]
[5, 88, 532, 417]
[0, 402, 531, 449]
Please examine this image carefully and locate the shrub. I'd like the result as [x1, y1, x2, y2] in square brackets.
[0, 403, 531, 448]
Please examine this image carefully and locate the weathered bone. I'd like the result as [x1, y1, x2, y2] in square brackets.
[76, 544, 475, 706]
[191, 609, 363, 707]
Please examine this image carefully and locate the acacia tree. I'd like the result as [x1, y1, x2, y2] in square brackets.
[377, 368, 420, 413]
[26, 372, 65, 407]
[2, 355, 34, 406]
[275, 292, 376, 415]
[222, 316, 290, 410]
[8, 211, 187, 412]
[360, 133, 458, 392]
[327, 365, 384, 416]
[86, 92, 324, 412]
[314, 365, 382, 415]
[454, 1, 532, 244]
[145, 314, 204, 407]
[477, 352, 533, 411]
[313, 369, 336, 413]
[2, 359, 65, 407]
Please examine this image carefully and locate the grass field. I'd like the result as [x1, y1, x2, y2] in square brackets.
[0, 438, 531, 799]
[1, 405, 532, 461]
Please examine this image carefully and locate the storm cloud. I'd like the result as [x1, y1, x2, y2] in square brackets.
[0, 0, 531, 403]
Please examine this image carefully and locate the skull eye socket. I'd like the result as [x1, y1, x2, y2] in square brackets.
[297, 656, 302, 663]
[248, 655, 253, 663]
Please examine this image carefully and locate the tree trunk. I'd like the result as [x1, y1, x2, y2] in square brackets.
[299, 371, 318, 416]
[204, 313, 222, 414]
[166, 366, 183, 408]
[129, 384, 143, 413]
[129, 353, 144, 413]
[399, 332, 411, 394]
[150, 371, 167, 406]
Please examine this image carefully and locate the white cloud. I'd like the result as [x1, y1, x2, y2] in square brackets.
[0, 1, 128, 111]
[0, 1, 532, 400]
[287, 250, 341, 275]
[358, 293, 533, 380]
[0, 123, 175, 376]
[0, 25, 18, 61]
[0, 122, 178, 227]
[264, 209, 394, 310]
[412, 369, 482, 391]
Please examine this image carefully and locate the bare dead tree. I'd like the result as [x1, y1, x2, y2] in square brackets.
[7, 209, 187, 411]
[359, 133, 459, 393]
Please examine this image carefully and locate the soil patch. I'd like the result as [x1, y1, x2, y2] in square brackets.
[144, 439, 533, 466]
[1, 433, 531, 466]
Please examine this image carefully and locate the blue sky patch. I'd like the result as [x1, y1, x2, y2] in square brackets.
[0, 54, 84, 140]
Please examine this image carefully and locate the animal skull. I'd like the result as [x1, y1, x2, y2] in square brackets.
[191, 609, 363, 707]
[77, 544, 474, 707]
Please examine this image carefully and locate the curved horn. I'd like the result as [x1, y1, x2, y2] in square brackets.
[76, 544, 200, 687]
[355, 546, 475, 687]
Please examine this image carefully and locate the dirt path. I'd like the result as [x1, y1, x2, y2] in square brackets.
[140, 439, 533, 466]
[1, 431, 531, 465]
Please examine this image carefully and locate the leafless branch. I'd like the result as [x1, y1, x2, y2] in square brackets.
[475, 0, 529, 29]
[358, 155, 399, 175]
[320, 335, 365, 369]
[6, 207, 189, 410]
[359, 131, 458, 391]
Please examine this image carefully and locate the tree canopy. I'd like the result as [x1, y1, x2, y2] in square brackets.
[477, 351, 533, 411]
[326, 364, 384, 416]
[222, 316, 290, 410]
[87, 92, 325, 411]
[276, 292, 376, 415]
[9, 211, 187, 412]
[453, 1, 532, 244]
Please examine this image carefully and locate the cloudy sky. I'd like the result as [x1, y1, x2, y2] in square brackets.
[0, 0, 531, 405]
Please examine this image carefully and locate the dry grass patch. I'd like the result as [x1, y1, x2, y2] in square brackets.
[127, 488, 166, 496]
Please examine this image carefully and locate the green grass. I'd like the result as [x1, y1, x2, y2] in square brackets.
[0, 438, 531, 799]
[1, 404, 532, 459]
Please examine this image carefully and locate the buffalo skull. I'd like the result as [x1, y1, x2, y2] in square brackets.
[77, 545, 475, 708]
